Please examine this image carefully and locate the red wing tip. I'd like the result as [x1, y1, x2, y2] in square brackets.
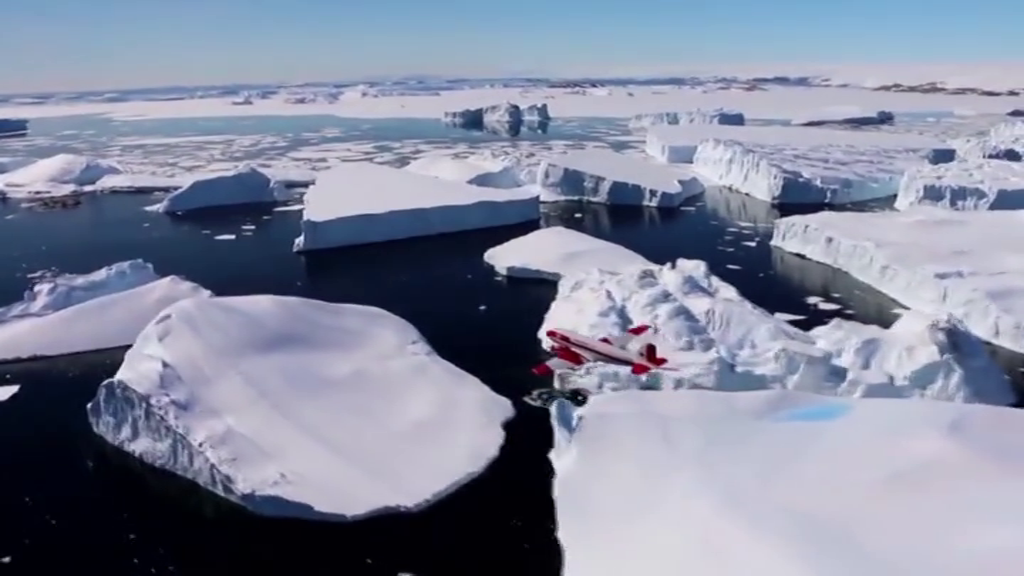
[627, 324, 652, 335]
[532, 363, 554, 376]
[631, 364, 652, 375]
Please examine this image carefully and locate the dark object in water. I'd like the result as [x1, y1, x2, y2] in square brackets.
[523, 387, 589, 408]
[0, 117, 28, 138]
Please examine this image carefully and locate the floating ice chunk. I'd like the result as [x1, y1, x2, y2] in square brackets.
[772, 208, 1024, 353]
[693, 129, 950, 204]
[629, 108, 745, 129]
[894, 159, 1024, 210]
[294, 162, 539, 251]
[552, 388, 1024, 576]
[522, 103, 551, 121]
[91, 173, 185, 193]
[0, 384, 18, 402]
[536, 149, 705, 207]
[443, 102, 523, 127]
[404, 156, 525, 189]
[0, 261, 210, 361]
[0, 153, 123, 196]
[87, 295, 513, 520]
[483, 227, 651, 281]
[152, 166, 281, 213]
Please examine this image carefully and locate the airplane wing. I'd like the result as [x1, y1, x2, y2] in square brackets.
[599, 324, 652, 349]
[532, 356, 578, 376]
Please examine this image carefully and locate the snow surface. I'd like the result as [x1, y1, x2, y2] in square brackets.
[690, 128, 951, 203]
[895, 159, 1024, 210]
[295, 162, 539, 251]
[552, 388, 1024, 576]
[0, 261, 210, 361]
[403, 155, 525, 189]
[536, 149, 705, 207]
[87, 295, 513, 520]
[483, 227, 651, 281]
[151, 166, 281, 213]
[629, 108, 745, 129]
[772, 208, 1024, 354]
[0, 385, 19, 402]
[0, 154, 122, 196]
[541, 259, 1013, 404]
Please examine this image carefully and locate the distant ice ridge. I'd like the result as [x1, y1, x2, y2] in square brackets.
[536, 149, 705, 207]
[954, 121, 1023, 162]
[792, 107, 895, 127]
[484, 227, 651, 281]
[87, 295, 513, 520]
[294, 161, 539, 251]
[895, 159, 1024, 210]
[150, 166, 283, 213]
[772, 208, 1024, 354]
[629, 108, 745, 129]
[0, 260, 210, 361]
[0, 153, 122, 197]
[552, 388, 1024, 576]
[542, 259, 1013, 404]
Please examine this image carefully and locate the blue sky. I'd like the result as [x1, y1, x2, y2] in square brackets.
[2, 0, 1020, 93]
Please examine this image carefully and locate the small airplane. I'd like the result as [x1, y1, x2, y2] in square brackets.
[532, 324, 669, 377]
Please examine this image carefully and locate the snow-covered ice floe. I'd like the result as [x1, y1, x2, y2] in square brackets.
[0, 384, 19, 402]
[542, 259, 1013, 404]
[691, 127, 954, 204]
[150, 166, 282, 213]
[87, 295, 513, 520]
[483, 227, 651, 281]
[772, 208, 1024, 354]
[403, 155, 526, 189]
[552, 388, 1024, 576]
[294, 161, 539, 251]
[0, 260, 210, 362]
[629, 108, 745, 129]
[536, 149, 705, 207]
[894, 159, 1024, 210]
[954, 121, 1023, 162]
[0, 153, 122, 197]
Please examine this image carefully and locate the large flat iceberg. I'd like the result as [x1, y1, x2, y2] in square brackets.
[536, 149, 705, 207]
[894, 159, 1024, 210]
[552, 388, 1024, 576]
[483, 226, 651, 281]
[294, 161, 539, 251]
[541, 260, 1013, 404]
[0, 261, 210, 361]
[629, 108, 745, 129]
[87, 295, 513, 520]
[0, 153, 122, 197]
[151, 166, 281, 213]
[772, 208, 1024, 354]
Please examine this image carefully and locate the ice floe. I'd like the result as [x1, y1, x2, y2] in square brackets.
[536, 149, 705, 207]
[483, 227, 650, 281]
[403, 155, 526, 189]
[0, 260, 210, 361]
[0, 153, 123, 196]
[894, 159, 1024, 210]
[629, 108, 745, 129]
[294, 161, 539, 251]
[91, 173, 185, 193]
[541, 259, 1013, 404]
[552, 388, 1024, 576]
[151, 166, 282, 213]
[772, 208, 1024, 354]
[0, 384, 20, 402]
[87, 295, 513, 520]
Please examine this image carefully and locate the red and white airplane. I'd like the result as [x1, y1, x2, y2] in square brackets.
[532, 324, 669, 376]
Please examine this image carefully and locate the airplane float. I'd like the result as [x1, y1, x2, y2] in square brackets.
[525, 324, 669, 408]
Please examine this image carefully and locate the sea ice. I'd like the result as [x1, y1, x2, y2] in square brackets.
[541, 259, 1012, 404]
[91, 173, 185, 193]
[629, 108, 745, 129]
[0, 385, 19, 402]
[87, 295, 513, 520]
[552, 388, 1024, 576]
[294, 161, 539, 251]
[772, 208, 1024, 353]
[483, 227, 651, 281]
[151, 166, 281, 213]
[0, 153, 122, 196]
[403, 155, 525, 189]
[536, 149, 705, 207]
[0, 260, 210, 361]
[894, 159, 1024, 210]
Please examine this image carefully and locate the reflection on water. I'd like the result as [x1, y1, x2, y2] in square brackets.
[443, 119, 551, 137]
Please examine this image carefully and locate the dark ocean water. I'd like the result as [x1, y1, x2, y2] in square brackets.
[2, 115, 1021, 575]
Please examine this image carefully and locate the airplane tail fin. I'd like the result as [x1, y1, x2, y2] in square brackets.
[631, 363, 652, 375]
[642, 343, 668, 366]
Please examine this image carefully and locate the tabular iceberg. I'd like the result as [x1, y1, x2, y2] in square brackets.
[629, 108, 745, 129]
[552, 388, 1024, 576]
[87, 295, 513, 520]
[483, 226, 651, 281]
[894, 159, 1024, 210]
[151, 166, 281, 213]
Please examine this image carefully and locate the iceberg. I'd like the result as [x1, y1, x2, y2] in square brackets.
[0, 153, 123, 196]
[0, 118, 28, 138]
[483, 226, 651, 281]
[91, 173, 185, 193]
[793, 108, 895, 127]
[536, 149, 705, 207]
[151, 166, 281, 213]
[691, 128, 952, 204]
[552, 388, 1024, 576]
[87, 295, 513, 520]
[629, 108, 745, 129]
[403, 155, 526, 189]
[771, 208, 1024, 354]
[954, 122, 1023, 162]
[0, 384, 19, 402]
[294, 161, 539, 251]
[894, 159, 1024, 210]
[541, 259, 1012, 404]
[443, 102, 523, 128]
[522, 103, 551, 121]
[0, 261, 210, 361]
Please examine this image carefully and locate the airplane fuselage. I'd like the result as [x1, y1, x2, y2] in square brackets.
[546, 328, 656, 368]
